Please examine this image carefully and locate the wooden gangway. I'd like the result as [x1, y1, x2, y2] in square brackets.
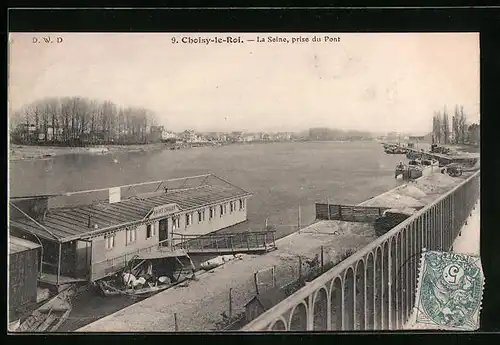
[172, 230, 277, 255]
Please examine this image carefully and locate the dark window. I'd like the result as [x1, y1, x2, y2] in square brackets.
[146, 224, 152, 238]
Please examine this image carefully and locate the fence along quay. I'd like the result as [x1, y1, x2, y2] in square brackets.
[241, 170, 480, 331]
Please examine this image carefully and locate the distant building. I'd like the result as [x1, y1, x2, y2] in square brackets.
[230, 131, 243, 142]
[149, 126, 164, 142]
[181, 130, 197, 143]
[161, 131, 178, 141]
[34, 126, 64, 141]
[276, 132, 292, 141]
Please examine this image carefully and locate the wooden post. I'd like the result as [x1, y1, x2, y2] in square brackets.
[229, 236, 234, 254]
[320, 246, 324, 272]
[229, 288, 233, 319]
[327, 198, 330, 220]
[254, 272, 259, 295]
[246, 232, 250, 250]
[272, 266, 276, 288]
[57, 242, 62, 285]
[338, 205, 343, 221]
[298, 256, 303, 284]
[265, 217, 268, 229]
[174, 313, 179, 331]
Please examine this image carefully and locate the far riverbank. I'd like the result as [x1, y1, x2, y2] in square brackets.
[9, 143, 168, 161]
[8, 140, 314, 161]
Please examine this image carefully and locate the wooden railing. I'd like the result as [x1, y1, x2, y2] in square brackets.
[171, 231, 277, 253]
[315, 204, 391, 222]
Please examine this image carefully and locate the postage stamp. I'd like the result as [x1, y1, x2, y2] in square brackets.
[414, 250, 484, 330]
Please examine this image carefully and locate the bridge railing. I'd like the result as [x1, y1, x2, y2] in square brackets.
[241, 171, 480, 331]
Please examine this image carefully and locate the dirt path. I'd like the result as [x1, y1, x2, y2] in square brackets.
[77, 220, 375, 332]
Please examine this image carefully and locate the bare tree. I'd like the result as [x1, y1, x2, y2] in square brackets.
[458, 106, 467, 144]
[452, 105, 460, 144]
[433, 111, 442, 144]
[441, 107, 450, 145]
[13, 96, 158, 146]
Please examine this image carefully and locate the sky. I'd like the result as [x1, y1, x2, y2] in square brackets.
[8, 32, 480, 134]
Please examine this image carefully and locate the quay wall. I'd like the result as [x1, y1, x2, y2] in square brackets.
[242, 170, 480, 331]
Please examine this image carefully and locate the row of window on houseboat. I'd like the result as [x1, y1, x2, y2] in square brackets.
[104, 199, 245, 249]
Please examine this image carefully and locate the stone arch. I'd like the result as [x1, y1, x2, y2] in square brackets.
[329, 277, 343, 330]
[355, 259, 366, 330]
[312, 287, 329, 330]
[268, 316, 288, 331]
[365, 251, 375, 330]
[288, 301, 308, 331]
[343, 267, 355, 330]
[374, 246, 383, 330]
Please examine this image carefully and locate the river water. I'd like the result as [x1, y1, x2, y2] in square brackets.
[9, 141, 407, 331]
[9, 141, 406, 238]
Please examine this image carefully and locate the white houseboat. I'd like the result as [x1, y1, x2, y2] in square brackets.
[9, 174, 252, 287]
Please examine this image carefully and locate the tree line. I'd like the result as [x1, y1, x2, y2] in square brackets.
[431, 105, 479, 145]
[9, 97, 159, 146]
[308, 128, 373, 141]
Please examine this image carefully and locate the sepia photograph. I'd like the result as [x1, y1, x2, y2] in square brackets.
[8, 31, 481, 332]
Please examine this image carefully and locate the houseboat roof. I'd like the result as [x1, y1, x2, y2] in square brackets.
[9, 236, 41, 254]
[9, 174, 251, 243]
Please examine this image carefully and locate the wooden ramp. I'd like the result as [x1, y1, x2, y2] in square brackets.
[172, 230, 277, 255]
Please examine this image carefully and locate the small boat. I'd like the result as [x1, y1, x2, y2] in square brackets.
[16, 286, 74, 332]
[97, 250, 196, 298]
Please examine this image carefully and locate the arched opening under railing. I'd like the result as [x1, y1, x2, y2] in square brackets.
[288, 301, 308, 331]
[374, 246, 383, 330]
[390, 236, 398, 329]
[400, 227, 408, 324]
[355, 260, 366, 330]
[312, 287, 328, 330]
[382, 242, 390, 330]
[269, 318, 287, 331]
[330, 277, 343, 330]
[366, 252, 375, 330]
[343, 267, 355, 330]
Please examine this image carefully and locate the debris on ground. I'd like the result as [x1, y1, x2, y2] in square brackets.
[397, 185, 427, 199]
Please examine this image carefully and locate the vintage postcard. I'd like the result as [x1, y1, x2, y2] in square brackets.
[8, 31, 480, 332]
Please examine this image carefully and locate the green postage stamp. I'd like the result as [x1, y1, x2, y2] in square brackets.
[414, 250, 484, 330]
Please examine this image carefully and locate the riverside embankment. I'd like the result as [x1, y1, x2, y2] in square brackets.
[9, 144, 168, 161]
[76, 171, 472, 332]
